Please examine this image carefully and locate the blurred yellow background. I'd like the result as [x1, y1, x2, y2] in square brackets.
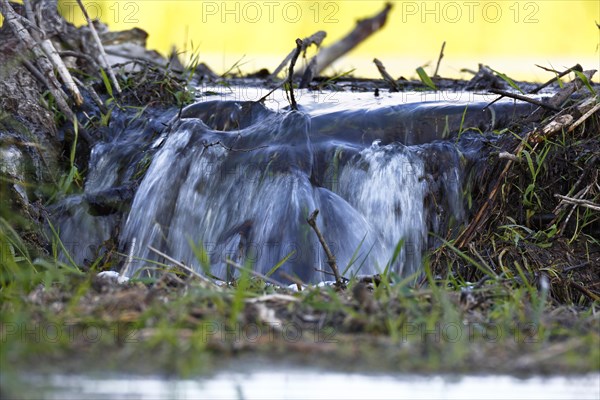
[56, 0, 600, 81]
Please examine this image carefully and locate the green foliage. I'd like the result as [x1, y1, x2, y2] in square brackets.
[416, 67, 437, 90]
[490, 67, 523, 93]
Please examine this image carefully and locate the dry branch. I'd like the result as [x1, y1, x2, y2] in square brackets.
[306, 210, 343, 287]
[568, 100, 600, 133]
[530, 64, 583, 94]
[456, 71, 598, 248]
[373, 58, 400, 91]
[554, 194, 600, 212]
[296, 3, 393, 78]
[0, 0, 70, 107]
[148, 245, 217, 287]
[269, 31, 326, 80]
[75, 0, 121, 94]
[224, 258, 288, 288]
[22, 0, 83, 105]
[488, 88, 560, 111]
[433, 41, 446, 78]
[286, 38, 302, 111]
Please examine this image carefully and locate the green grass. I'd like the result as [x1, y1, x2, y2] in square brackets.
[1, 230, 598, 379]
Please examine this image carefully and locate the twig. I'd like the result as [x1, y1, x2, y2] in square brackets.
[554, 194, 600, 211]
[286, 38, 302, 111]
[488, 88, 560, 111]
[456, 136, 529, 248]
[373, 58, 399, 91]
[147, 245, 217, 286]
[72, 76, 107, 114]
[0, 0, 69, 106]
[433, 41, 446, 77]
[299, 57, 318, 89]
[269, 30, 326, 80]
[75, 0, 121, 94]
[278, 271, 305, 291]
[526, 70, 597, 123]
[21, 0, 83, 105]
[306, 210, 343, 287]
[224, 258, 288, 288]
[59, 50, 100, 70]
[557, 183, 593, 235]
[568, 101, 600, 133]
[568, 281, 600, 302]
[530, 64, 583, 94]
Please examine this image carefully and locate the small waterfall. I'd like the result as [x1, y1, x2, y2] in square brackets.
[117, 93, 531, 282]
[51, 90, 535, 282]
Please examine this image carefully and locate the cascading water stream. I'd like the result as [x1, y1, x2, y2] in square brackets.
[51, 90, 536, 283]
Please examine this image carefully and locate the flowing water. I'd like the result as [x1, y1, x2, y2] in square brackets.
[52, 89, 535, 282]
[14, 370, 600, 400]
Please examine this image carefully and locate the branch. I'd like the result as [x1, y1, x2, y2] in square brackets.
[286, 38, 302, 111]
[224, 258, 289, 289]
[554, 194, 600, 211]
[269, 30, 326, 80]
[306, 210, 343, 288]
[373, 58, 400, 91]
[147, 245, 218, 287]
[488, 88, 560, 111]
[76, 0, 122, 94]
[433, 41, 446, 77]
[296, 3, 393, 77]
[530, 64, 583, 94]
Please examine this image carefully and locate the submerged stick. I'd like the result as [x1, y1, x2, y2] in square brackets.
[306, 210, 343, 287]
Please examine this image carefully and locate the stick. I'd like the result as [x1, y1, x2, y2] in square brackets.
[373, 58, 399, 91]
[269, 30, 326, 80]
[0, 0, 69, 106]
[526, 70, 597, 123]
[0, 0, 94, 144]
[286, 38, 302, 111]
[488, 88, 560, 111]
[554, 194, 600, 211]
[568, 101, 600, 133]
[296, 3, 393, 77]
[299, 56, 318, 89]
[433, 41, 446, 77]
[530, 64, 583, 94]
[306, 210, 343, 287]
[75, 0, 121, 94]
[22, 0, 83, 105]
[224, 258, 288, 288]
[147, 245, 217, 286]
[278, 271, 305, 291]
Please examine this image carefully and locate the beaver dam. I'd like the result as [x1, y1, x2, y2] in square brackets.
[50, 89, 540, 284]
[1, 1, 599, 397]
